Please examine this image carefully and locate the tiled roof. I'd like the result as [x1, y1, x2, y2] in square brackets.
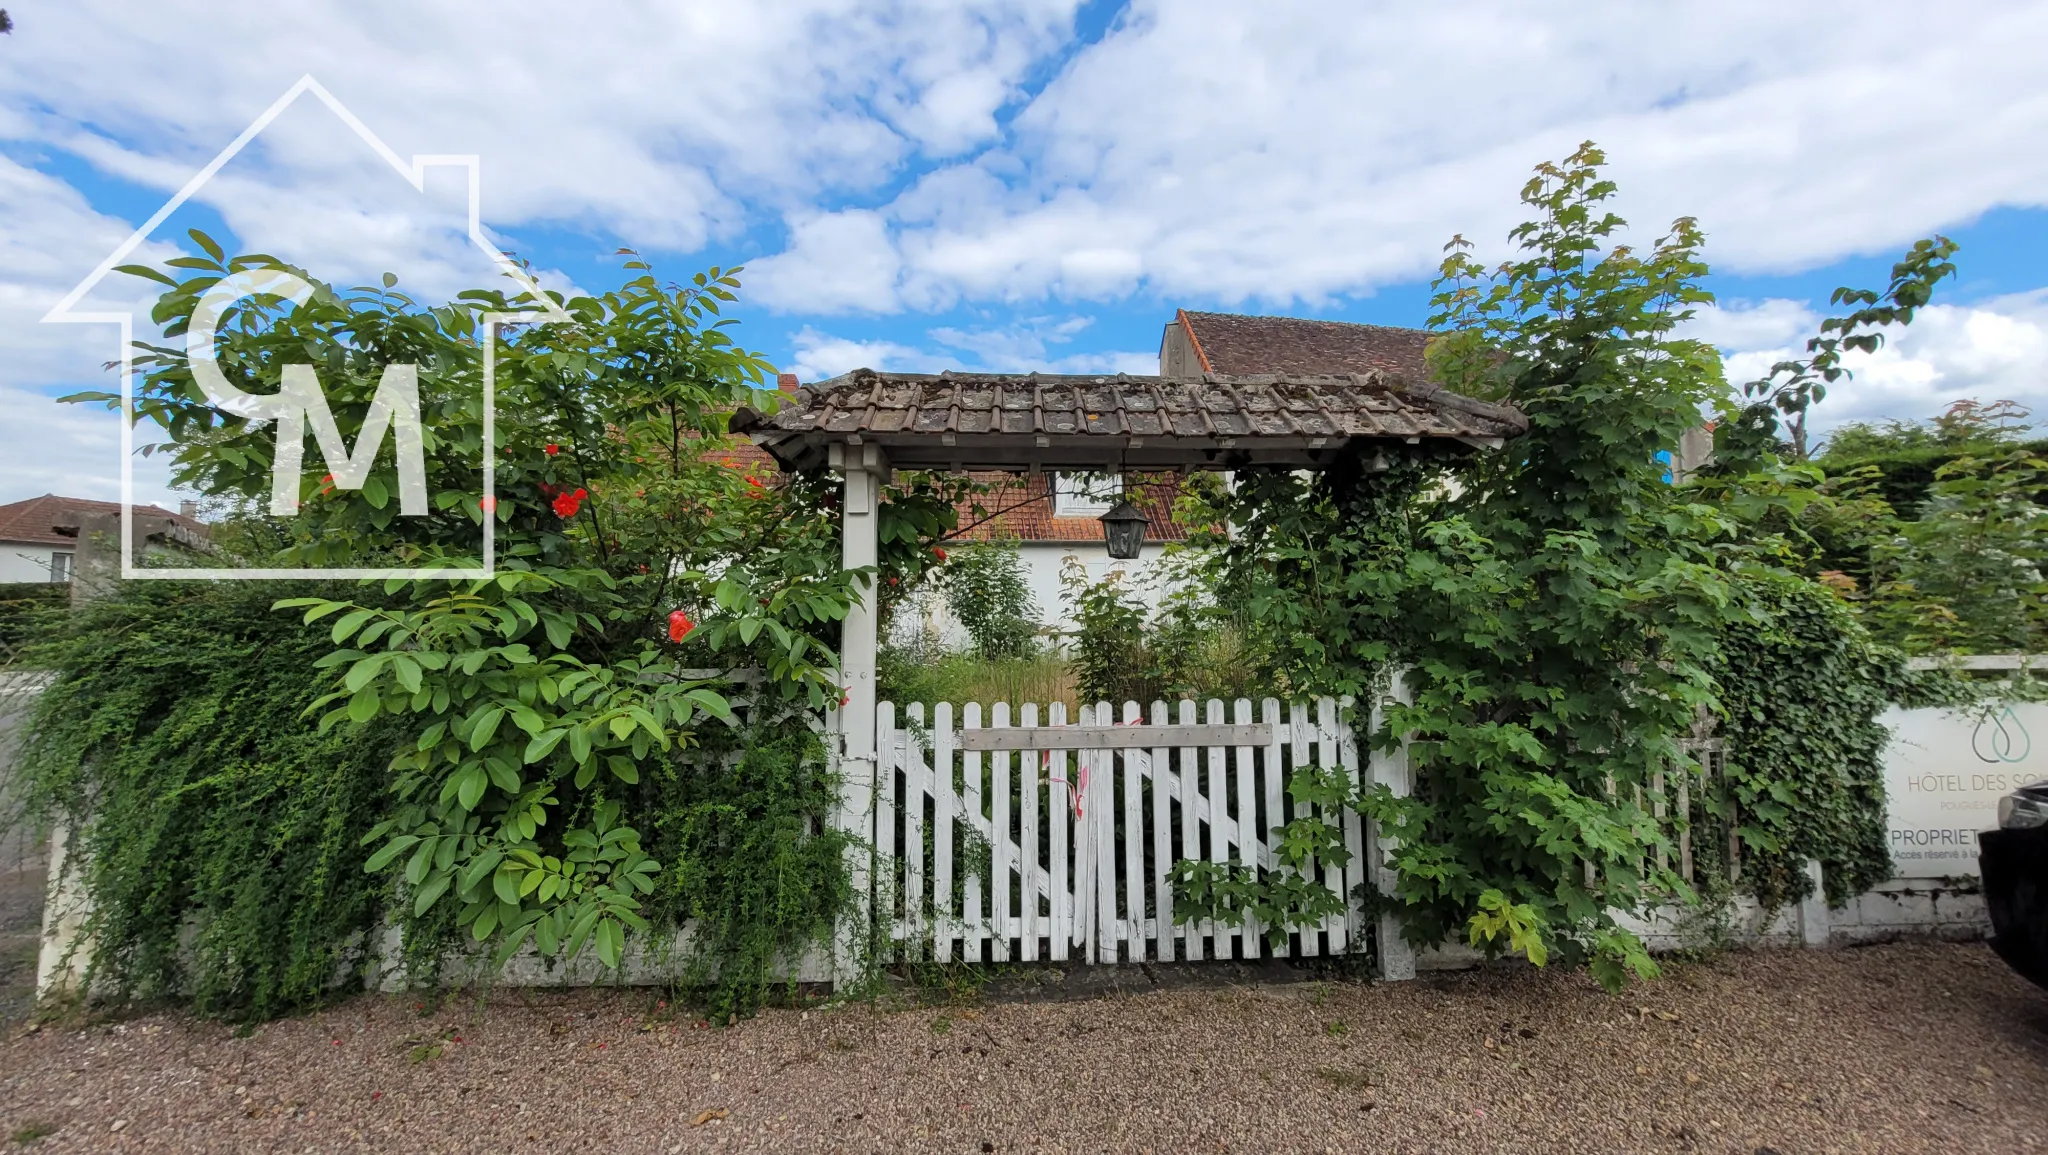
[0, 495, 207, 547]
[951, 472, 1187, 544]
[1179, 311, 1434, 380]
[732, 369, 1525, 473]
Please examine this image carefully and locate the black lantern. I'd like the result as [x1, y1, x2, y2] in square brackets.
[1099, 499, 1147, 560]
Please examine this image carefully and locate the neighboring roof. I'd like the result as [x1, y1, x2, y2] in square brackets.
[0, 495, 207, 547]
[951, 471, 1187, 545]
[1173, 310, 1435, 380]
[732, 368, 1527, 473]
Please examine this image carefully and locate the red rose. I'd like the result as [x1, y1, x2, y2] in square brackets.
[668, 609, 694, 643]
[552, 487, 587, 518]
[932, 547, 948, 562]
[544, 443, 560, 456]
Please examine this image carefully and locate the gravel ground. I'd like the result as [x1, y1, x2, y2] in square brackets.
[0, 941, 2041, 1154]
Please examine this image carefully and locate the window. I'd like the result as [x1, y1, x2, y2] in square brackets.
[1052, 472, 1121, 517]
[49, 552, 72, 582]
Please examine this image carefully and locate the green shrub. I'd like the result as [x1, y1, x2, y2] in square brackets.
[937, 540, 1039, 659]
[0, 582, 65, 665]
[12, 580, 398, 1019]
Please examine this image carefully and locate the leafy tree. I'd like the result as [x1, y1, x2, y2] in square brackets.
[937, 540, 1038, 659]
[1735, 237, 1959, 460]
[1178, 144, 1740, 987]
[36, 236, 962, 1011]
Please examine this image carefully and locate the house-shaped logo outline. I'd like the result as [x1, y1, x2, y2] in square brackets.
[41, 74, 572, 579]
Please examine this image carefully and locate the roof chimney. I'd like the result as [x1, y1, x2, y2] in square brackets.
[777, 373, 800, 392]
[179, 501, 198, 519]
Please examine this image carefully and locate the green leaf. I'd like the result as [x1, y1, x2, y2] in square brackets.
[188, 228, 227, 263]
[469, 707, 505, 752]
[413, 871, 452, 916]
[523, 729, 567, 764]
[365, 835, 419, 873]
[114, 263, 179, 287]
[456, 765, 489, 810]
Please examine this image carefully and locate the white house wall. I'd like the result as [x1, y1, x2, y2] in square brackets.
[0, 543, 68, 584]
[894, 542, 1175, 653]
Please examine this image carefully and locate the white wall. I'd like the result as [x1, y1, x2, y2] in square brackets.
[0, 543, 68, 584]
[893, 541, 1175, 653]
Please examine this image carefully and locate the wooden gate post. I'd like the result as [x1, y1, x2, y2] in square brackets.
[1368, 672, 1416, 981]
[828, 443, 889, 987]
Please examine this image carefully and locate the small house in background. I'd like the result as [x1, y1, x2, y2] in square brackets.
[772, 310, 1454, 651]
[942, 311, 1447, 646]
[0, 495, 208, 584]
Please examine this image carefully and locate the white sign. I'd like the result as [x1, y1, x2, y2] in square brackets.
[1881, 702, 2048, 877]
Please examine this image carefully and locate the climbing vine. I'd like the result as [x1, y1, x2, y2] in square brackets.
[1170, 144, 1969, 989]
[18, 238, 960, 1019]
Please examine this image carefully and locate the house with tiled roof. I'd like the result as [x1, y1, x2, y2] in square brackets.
[746, 309, 1477, 648]
[0, 495, 209, 584]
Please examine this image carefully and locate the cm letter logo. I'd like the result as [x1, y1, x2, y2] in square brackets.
[187, 269, 427, 518]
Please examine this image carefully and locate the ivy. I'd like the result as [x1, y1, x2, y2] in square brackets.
[1166, 143, 1972, 988]
[22, 241, 963, 1020]
[11, 581, 398, 1019]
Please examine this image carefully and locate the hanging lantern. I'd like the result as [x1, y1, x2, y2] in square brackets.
[1099, 499, 1147, 560]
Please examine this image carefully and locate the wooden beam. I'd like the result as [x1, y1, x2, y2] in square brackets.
[957, 723, 1273, 750]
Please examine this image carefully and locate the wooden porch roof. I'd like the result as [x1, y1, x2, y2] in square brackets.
[730, 368, 1527, 473]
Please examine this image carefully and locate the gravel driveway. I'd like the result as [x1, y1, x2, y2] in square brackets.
[0, 941, 2040, 1154]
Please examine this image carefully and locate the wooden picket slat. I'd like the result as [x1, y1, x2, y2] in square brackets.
[1175, 699, 1202, 961]
[991, 702, 1012, 962]
[1020, 702, 1040, 963]
[962, 702, 985, 963]
[933, 702, 956, 962]
[1117, 701, 1140, 962]
[1093, 701, 1117, 964]
[1231, 698, 1258, 959]
[878, 702, 897, 941]
[1261, 698, 1284, 959]
[1288, 700, 1317, 958]
[1318, 696, 1346, 955]
[1049, 701, 1071, 963]
[1149, 700, 1172, 963]
[1337, 697, 1365, 948]
[904, 703, 927, 949]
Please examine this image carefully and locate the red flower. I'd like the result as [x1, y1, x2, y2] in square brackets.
[932, 547, 948, 562]
[668, 609, 694, 643]
[544, 443, 560, 456]
[552, 487, 587, 518]
[746, 475, 763, 488]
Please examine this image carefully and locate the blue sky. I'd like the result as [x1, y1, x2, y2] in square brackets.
[4, 1, 2046, 507]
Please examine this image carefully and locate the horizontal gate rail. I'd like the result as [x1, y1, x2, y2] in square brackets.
[957, 724, 1273, 751]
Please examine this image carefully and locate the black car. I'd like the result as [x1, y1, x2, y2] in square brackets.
[1981, 781, 2048, 989]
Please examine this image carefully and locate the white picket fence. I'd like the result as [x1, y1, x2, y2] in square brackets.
[873, 696, 1402, 965]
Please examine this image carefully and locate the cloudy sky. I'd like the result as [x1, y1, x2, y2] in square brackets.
[3, 1, 2046, 507]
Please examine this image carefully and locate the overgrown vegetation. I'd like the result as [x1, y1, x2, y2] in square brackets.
[1169, 143, 2003, 988]
[14, 581, 396, 1017]
[935, 540, 1039, 659]
[15, 240, 962, 1020]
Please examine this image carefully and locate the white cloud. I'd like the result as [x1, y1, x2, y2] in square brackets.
[788, 315, 1154, 381]
[1692, 292, 2048, 438]
[755, 0, 2048, 312]
[785, 327, 949, 382]
[748, 210, 904, 313]
[0, 1, 1079, 250]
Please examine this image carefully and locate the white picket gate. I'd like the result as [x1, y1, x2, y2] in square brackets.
[871, 696, 1408, 967]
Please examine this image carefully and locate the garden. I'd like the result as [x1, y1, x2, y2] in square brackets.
[1, 144, 2043, 1025]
